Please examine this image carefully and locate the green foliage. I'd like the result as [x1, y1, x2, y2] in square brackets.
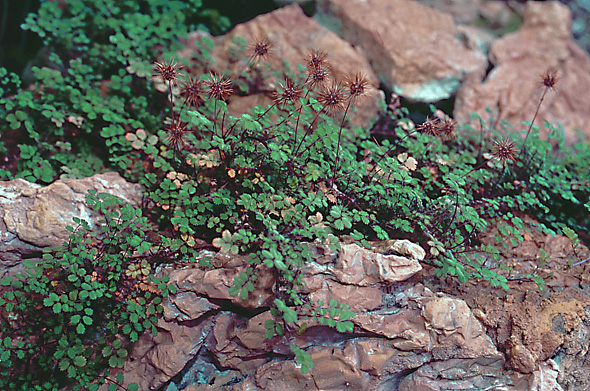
[0, 0, 227, 184]
[0, 191, 172, 390]
[2, 3, 590, 383]
[137, 43, 590, 371]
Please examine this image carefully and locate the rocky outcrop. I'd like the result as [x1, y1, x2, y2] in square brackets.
[179, 4, 384, 129]
[455, 1, 590, 145]
[0, 172, 142, 278]
[316, 0, 488, 102]
[104, 239, 561, 391]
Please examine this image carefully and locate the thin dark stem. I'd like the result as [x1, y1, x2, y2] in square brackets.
[213, 99, 218, 138]
[518, 87, 548, 159]
[292, 107, 325, 158]
[168, 82, 175, 120]
[291, 90, 312, 150]
[569, 256, 590, 269]
[441, 190, 460, 234]
[331, 100, 352, 187]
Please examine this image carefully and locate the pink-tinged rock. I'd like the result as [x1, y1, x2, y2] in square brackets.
[251, 358, 316, 390]
[398, 356, 506, 391]
[0, 172, 142, 278]
[530, 360, 564, 391]
[163, 292, 219, 322]
[317, 0, 487, 102]
[421, 295, 499, 359]
[416, 0, 482, 24]
[455, 1, 590, 145]
[370, 239, 426, 260]
[332, 242, 422, 286]
[308, 279, 382, 312]
[356, 339, 408, 376]
[181, 4, 384, 129]
[207, 312, 270, 373]
[102, 316, 215, 391]
[165, 259, 275, 309]
[234, 311, 277, 351]
[354, 309, 431, 350]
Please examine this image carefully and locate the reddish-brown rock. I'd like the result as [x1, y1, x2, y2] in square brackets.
[102, 315, 215, 391]
[0, 172, 142, 278]
[331, 242, 423, 285]
[165, 256, 276, 310]
[455, 1, 590, 144]
[180, 4, 384, 129]
[317, 0, 487, 102]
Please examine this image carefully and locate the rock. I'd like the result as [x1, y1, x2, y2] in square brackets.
[308, 279, 382, 312]
[331, 242, 423, 285]
[416, 0, 482, 24]
[398, 356, 506, 391]
[102, 315, 215, 391]
[370, 239, 426, 260]
[179, 4, 384, 129]
[455, 1, 590, 145]
[530, 360, 564, 391]
[164, 253, 276, 310]
[316, 0, 487, 102]
[0, 172, 142, 278]
[112, 235, 590, 391]
[245, 285, 505, 390]
[206, 312, 270, 373]
[163, 292, 220, 322]
[354, 309, 431, 350]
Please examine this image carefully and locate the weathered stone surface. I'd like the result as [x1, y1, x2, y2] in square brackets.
[0, 172, 142, 278]
[317, 0, 487, 102]
[371, 239, 426, 260]
[308, 278, 382, 312]
[417, 0, 482, 24]
[206, 311, 270, 373]
[163, 292, 220, 322]
[332, 242, 423, 285]
[354, 310, 431, 350]
[398, 356, 506, 390]
[102, 315, 215, 391]
[455, 1, 590, 144]
[165, 255, 276, 310]
[180, 4, 384, 129]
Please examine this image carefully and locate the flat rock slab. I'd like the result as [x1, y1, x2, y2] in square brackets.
[0, 172, 142, 278]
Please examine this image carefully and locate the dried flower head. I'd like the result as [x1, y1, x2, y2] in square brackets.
[344, 72, 370, 102]
[249, 36, 273, 64]
[491, 137, 517, 162]
[154, 58, 183, 84]
[165, 118, 188, 150]
[540, 69, 558, 91]
[438, 119, 456, 140]
[180, 75, 205, 107]
[273, 76, 303, 107]
[417, 116, 441, 136]
[306, 49, 329, 71]
[318, 82, 347, 117]
[204, 72, 233, 101]
[306, 66, 330, 91]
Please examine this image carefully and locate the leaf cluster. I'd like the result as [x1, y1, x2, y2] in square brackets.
[0, 0, 227, 184]
[0, 191, 175, 390]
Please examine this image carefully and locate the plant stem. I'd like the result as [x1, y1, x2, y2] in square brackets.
[519, 87, 548, 159]
[331, 101, 352, 187]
